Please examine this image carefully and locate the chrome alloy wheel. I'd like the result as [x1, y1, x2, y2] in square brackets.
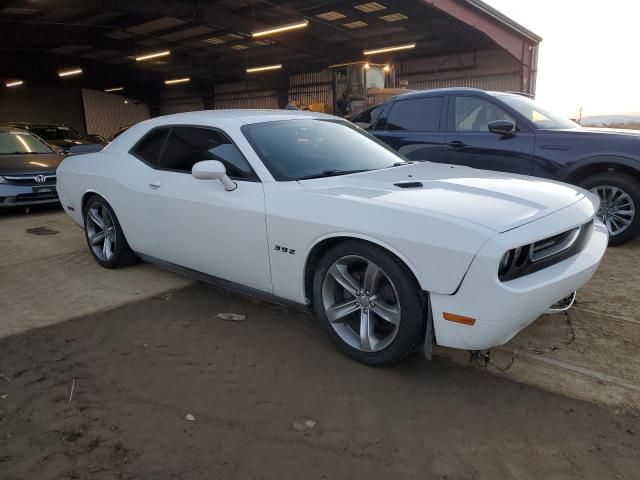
[321, 255, 401, 353]
[86, 204, 117, 261]
[590, 185, 636, 236]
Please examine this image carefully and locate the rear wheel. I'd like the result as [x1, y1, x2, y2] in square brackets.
[83, 195, 138, 268]
[579, 172, 640, 246]
[313, 240, 425, 366]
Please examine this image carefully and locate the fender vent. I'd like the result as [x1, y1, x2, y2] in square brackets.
[394, 182, 423, 189]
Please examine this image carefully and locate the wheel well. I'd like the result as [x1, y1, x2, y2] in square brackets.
[303, 236, 422, 307]
[81, 191, 103, 214]
[567, 162, 640, 185]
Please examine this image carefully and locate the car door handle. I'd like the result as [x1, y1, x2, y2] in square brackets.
[148, 181, 162, 189]
[448, 140, 468, 149]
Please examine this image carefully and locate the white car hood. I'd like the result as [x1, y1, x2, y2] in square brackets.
[298, 162, 589, 233]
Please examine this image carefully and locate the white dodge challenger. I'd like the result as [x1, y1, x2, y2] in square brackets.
[57, 110, 608, 365]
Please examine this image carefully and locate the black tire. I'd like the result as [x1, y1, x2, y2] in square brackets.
[578, 172, 640, 246]
[313, 240, 426, 366]
[83, 194, 139, 268]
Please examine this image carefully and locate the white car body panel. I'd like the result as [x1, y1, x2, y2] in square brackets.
[57, 110, 608, 352]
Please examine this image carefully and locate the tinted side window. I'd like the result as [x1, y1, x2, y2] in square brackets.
[159, 127, 255, 179]
[385, 97, 442, 131]
[454, 97, 515, 132]
[351, 105, 384, 130]
[131, 127, 170, 165]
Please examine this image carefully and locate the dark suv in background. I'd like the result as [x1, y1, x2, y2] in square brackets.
[352, 88, 640, 245]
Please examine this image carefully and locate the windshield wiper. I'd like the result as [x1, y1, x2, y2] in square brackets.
[298, 169, 371, 180]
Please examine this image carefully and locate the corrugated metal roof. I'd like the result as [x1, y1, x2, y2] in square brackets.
[464, 0, 542, 42]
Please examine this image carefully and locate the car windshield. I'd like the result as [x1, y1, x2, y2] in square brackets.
[31, 126, 82, 141]
[493, 93, 579, 130]
[242, 119, 408, 181]
[0, 131, 53, 155]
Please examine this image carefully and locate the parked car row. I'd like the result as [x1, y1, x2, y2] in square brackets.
[7, 122, 106, 155]
[56, 109, 608, 366]
[0, 123, 130, 208]
[0, 127, 62, 208]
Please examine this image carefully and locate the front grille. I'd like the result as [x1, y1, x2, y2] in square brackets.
[530, 227, 581, 262]
[15, 192, 58, 202]
[499, 220, 594, 282]
[3, 174, 56, 186]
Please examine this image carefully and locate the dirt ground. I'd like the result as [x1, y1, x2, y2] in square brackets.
[1, 208, 640, 479]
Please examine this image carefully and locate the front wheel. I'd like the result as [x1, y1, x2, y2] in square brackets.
[313, 240, 425, 366]
[579, 172, 640, 246]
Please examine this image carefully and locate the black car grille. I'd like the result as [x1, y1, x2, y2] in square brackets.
[2, 174, 56, 186]
[15, 191, 58, 202]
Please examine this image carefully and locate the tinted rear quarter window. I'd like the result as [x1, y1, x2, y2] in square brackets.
[386, 97, 442, 131]
[158, 126, 255, 179]
[131, 127, 170, 165]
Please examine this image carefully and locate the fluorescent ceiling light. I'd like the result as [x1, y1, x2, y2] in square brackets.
[246, 64, 282, 73]
[380, 13, 408, 22]
[354, 2, 386, 13]
[252, 20, 308, 38]
[136, 50, 171, 61]
[104, 87, 124, 92]
[165, 77, 190, 85]
[58, 68, 83, 77]
[316, 11, 346, 21]
[343, 21, 367, 29]
[363, 43, 416, 55]
[5, 80, 23, 87]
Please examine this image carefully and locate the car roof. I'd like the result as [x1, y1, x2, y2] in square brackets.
[0, 126, 32, 133]
[392, 87, 489, 101]
[145, 109, 337, 126]
[7, 122, 68, 128]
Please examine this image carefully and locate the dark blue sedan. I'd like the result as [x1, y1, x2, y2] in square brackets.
[352, 88, 640, 245]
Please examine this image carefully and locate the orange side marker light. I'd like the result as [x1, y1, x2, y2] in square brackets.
[443, 312, 476, 326]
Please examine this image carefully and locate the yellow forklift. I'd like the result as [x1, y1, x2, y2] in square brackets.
[329, 61, 410, 117]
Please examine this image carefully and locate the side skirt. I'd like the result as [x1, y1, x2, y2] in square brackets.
[137, 253, 311, 314]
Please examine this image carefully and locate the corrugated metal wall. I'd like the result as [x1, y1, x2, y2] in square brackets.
[82, 89, 150, 138]
[159, 48, 523, 113]
[395, 49, 521, 92]
[213, 81, 278, 109]
[0, 86, 86, 134]
[159, 90, 204, 115]
[288, 70, 333, 108]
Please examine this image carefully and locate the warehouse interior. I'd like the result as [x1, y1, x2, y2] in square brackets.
[0, 0, 540, 138]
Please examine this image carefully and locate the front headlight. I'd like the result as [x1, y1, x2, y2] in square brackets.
[0, 176, 7, 184]
[498, 223, 590, 282]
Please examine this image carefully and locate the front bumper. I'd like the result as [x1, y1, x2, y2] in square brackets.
[0, 183, 59, 207]
[430, 198, 608, 351]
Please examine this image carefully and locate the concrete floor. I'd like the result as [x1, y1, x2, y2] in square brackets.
[1, 207, 639, 479]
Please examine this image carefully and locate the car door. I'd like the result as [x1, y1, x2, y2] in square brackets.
[372, 95, 447, 163]
[130, 125, 272, 293]
[444, 95, 535, 175]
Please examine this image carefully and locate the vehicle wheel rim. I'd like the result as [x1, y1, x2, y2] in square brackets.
[321, 255, 401, 353]
[86, 203, 117, 261]
[590, 185, 635, 236]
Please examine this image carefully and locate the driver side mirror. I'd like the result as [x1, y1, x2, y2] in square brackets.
[192, 160, 237, 191]
[488, 120, 516, 137]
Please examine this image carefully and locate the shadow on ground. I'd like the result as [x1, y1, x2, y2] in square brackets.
[1, 283, 638, 480]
